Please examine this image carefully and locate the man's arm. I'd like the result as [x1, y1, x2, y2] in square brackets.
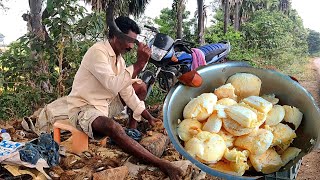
[140, 109, 161, 127]
[119, 84, 145, 121]
[131, 42, 151, 78]
[132, 43, 161, 126]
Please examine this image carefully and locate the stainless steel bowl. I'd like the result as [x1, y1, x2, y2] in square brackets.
[163, 62, 320, 179]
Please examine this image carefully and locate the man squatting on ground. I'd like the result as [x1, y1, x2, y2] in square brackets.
[66, 16, 184, 179]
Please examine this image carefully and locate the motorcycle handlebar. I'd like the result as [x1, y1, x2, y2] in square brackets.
[144, 25, 159, 33]
[183, 40, 195, 47]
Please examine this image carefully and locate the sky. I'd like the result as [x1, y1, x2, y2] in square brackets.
[0, 0, 319, 45]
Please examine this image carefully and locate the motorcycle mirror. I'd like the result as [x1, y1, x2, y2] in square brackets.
[153, 33, 174, 50]
[106, 2, 140, 45]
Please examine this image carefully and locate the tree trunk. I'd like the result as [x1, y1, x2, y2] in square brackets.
[234, 1, 240, 31]
[28, 0, 53, 93]
[223, 0, 229, 34]
[29, 0, 45, 40]
[280, 0, 289, 14]
[197, 0, 205, 45]
[176, 0, 185, 39]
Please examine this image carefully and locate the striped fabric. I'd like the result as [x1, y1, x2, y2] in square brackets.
[191, 48, 206, 70]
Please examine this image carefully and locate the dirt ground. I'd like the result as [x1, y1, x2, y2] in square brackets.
[296, 58, 320, 180]
[1, 58, 320, 180]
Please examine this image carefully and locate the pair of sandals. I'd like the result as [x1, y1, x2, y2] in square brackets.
[21, 116, 36, 134]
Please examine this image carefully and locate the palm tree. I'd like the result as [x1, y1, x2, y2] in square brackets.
[85, 0, 150, 16]
[229, 0, 242, 31]
[86, 0, 152, 46]
[223, 0, 229, 34]
[279, 0, 291, 14]
[173, 0, 186, 39]
[197, 0, 205, 45]
[269, 0, 280, 11]
[240, 0, 256, 23]
[194, 4, 209, 27]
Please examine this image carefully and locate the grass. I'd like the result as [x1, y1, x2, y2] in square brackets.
[284, 57, 320, 106]
[282, 57, 317, 82]
[255, 55, 316, 82]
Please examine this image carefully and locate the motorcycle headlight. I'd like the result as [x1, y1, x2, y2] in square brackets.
[151, 45, 168, 61]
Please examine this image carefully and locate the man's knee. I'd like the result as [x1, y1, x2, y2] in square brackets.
[92, 116, 124, 135]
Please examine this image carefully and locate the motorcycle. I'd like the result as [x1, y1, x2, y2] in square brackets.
[105, 2, 231, 99]
[140, 25, 231, 98]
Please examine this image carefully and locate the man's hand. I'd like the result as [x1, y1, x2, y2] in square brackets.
[132, 42, 151, 78]
[148, 117, 162, 127]
[141, 109, 162, 128]
[137, 42, 151, 65]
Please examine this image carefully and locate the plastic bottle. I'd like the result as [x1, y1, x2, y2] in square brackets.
[0, 129, 11, 141]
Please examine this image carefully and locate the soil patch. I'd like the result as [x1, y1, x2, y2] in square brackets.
[296, 58, 320, 180]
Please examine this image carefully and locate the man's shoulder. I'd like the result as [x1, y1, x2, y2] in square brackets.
[91, 41, 107, 51]
[89, 40, 114, 57]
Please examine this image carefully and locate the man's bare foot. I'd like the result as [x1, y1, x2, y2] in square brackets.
[128, 119, 138, 129]
[159, 160, 184, 180]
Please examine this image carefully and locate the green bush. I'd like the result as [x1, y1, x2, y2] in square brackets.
[307, 29, 320, 55]
[0, 0, 104, 121]
[241, 10, 308, 69]
[205, 22, 258, 62]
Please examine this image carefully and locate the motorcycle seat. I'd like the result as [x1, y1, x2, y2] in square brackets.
[198, 43, 228, 62]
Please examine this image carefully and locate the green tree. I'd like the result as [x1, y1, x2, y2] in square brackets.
[238, 0, 293, 27]
[241, 9, 307, 67]
[154, 7, 196, 42]
[0, 0, 104, 120]
[205, 10, 255, 61]
[241, 0, 256, 21]
[154, 8, 176, 38]
[307, 29, 320, 55]
[25, 0, 53, 95]
[84, 0, 150, 16]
